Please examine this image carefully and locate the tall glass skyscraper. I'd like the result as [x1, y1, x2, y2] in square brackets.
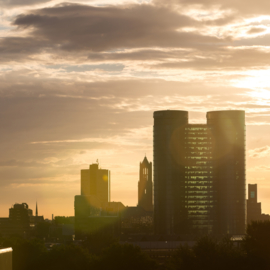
[184, 125, 216, 235]
[153, 110, 245, 236]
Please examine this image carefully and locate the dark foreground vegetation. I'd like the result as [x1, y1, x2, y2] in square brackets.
[1, 221, 270, 270]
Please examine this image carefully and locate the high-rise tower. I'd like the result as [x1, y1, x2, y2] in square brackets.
[247, 184, 261, 223]
[138, 156, 153, 211]
[207, 111, 246, 235]
[153, 110, 246, 236]
[80, 163, 110, 203]
[153, 110, 188, 235]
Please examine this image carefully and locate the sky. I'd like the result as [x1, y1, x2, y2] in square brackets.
[1, 0, 270, 219]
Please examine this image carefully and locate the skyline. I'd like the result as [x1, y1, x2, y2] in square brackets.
[1, 110, 269, 220]
[2, 0, 270, 219]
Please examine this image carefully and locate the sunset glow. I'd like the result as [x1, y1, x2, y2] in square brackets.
[2, 0, 270, 219]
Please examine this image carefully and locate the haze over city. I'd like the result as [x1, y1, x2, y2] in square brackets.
[2, 0, 270, 219]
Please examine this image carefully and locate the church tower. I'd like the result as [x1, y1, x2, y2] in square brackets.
[138, 156, 153, 211]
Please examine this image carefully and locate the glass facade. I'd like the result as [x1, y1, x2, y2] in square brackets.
[184, 125, 216, 234]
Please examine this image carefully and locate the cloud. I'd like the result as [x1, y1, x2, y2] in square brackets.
[0, 3, 228, 63]
[248, 27, 266, 35]
[249, 165, 270, 171]
[248, 145, 270, 158]
[0, 2, 268, 72]
[0, 37, 49, 62]
[1, 1, 269, 74]
[0, 160, 44, 167]
[154, 0, 270, 16]
[152, 48, 270, 70]
[0, 0, 51, 7]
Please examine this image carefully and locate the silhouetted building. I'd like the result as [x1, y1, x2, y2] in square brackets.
[0, 203, 44, 238]
[0, 203, 33, 237]
[121, 206, 153, 234]
[153, 110, 246, 236]
[75, 162, 112, 220]
[81, 163, 110, 203]
[74, 200, 124, 238]
[9, 203, 32, 223]
[138, 156, 153, 211]
[247, 184, 261, 223]
[153, 110, 188, 236]
[9, 203, 32, 236]
[246, 184, 270, 223]
[261, 213, 270, 221]
[0, 218, 12, 237]
[75, 162, 123, 239]
[30, 202, 44, 225]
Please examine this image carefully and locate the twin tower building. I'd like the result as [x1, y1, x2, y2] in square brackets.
[154, 110, 246, 236]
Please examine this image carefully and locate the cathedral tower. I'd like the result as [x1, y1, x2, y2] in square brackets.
[138, 156, 153, 211]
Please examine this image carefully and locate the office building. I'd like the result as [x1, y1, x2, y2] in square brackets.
[0, 203, 34, 237]
[138, 156, 153, 211]
[183, 124, 216, 235]
[121, 206, 153, 234]
[153, 110, 246, 236]
[246, 184, 270, 223]
[247, 184, 261, 223]
[81, 163, 110, 203]
[75, 162, 123, 238]
[9, 203, 33, 222]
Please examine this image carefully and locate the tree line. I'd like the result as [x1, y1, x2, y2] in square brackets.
[1, 221, 270, 270]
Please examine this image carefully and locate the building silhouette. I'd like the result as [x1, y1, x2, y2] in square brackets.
[75, 162, 124, 238]
[246, 183, 270, 223]
[153, 110, 246, 236]
[247, 184, 261, 223]
[9, 203, 33, 224]
[75, 162, 111, 219]
[81, 163, 110, 203]
[0, 203, 43, 237]
[138, 156, 153, 211]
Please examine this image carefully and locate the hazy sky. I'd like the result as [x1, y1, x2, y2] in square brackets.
[1, 0, 270, 219]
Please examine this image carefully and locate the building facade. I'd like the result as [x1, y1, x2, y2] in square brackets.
[183, 124, 216, 235]
[138, 156, 153, 211]
[75, 163, 123, 238]
[81, 163, 111, 203]
[0, 203, 34, 237]
[153, 110, 246, 236]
